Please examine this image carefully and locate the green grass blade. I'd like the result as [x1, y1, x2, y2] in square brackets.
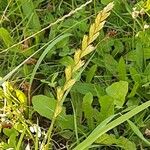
[16, 128, 26, 150]
[29, 34, 71, 95]
[127, 120, 150, 146]
[73, 100, 150, 150]
[73, 115, 116, 150]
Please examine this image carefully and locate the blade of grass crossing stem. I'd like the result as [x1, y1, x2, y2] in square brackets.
[73, 100, 150, 150]
[127, 120, 150, 146]
[28, 34, 71, 100]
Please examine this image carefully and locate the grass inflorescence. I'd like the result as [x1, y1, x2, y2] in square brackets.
[0, 0, 150, 150]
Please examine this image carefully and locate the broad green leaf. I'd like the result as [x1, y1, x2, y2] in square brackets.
[106, 81, 128, 107]
[99, 95, 114, 122]
[3, 128, 19, 137]
[73, 100, 150, 150]
[7, 134, 17, 149]
[32, 95, 74, 130]
[118, 57, 126, 81]
[86, 65, 97, 83]
[0, 27, 14, 47]
[82, 92, 94, 129]
[32, 95, 56, 119]
[72, 82, 97, 96]
[127, 120, 150, 146]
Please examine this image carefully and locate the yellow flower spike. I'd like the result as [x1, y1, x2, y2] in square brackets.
[88, 32, 100, 44]
[82, 35, 88, 51]
[96, 21, 106, 32]
[56, 87, 64, 101]
[65, 66, 72, 81]
[103, 2, 114, 13]
[63, 79, 76, 91]
[15, 89, 27, 105]
[81, 45, 95, 58]
[74, 49, 82, 64]
[100, 12, 111, 22]
[54, 105, 62, 118]
[95, 12, 102, 25]
[89, 23, 96, 42]
[72, 60, 85, 72]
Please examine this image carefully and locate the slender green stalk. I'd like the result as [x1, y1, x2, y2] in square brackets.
[16, 128, 26, 150]
[41, 116, 56, 149]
